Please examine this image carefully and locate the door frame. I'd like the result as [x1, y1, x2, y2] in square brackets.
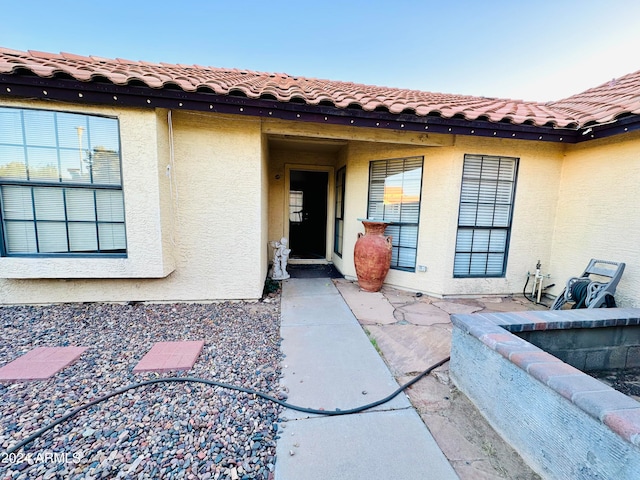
[284, 164, 335, 264]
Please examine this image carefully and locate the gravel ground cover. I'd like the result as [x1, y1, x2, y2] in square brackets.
[0, 299, 283, 479]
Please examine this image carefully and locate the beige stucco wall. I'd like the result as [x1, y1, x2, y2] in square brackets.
[263, 118, 454, 275]
[262, 119, 566, 298]
[261, 134, 270, 286]
[338, 141, 440, 290]
[267, 147, 339, 252]
[2, 97, 636, 304]
[549, 131, 640, 307]
[338, 136, 564, 297]
[0, 101, 267, 302]
[0, 99, 175, 281]
[330, 147, 349, 272]
[160, 111, 265, 300]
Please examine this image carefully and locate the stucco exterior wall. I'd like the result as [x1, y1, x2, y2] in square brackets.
[0, 102, 267, 302]
[440, 136, 564, 296]
[162, 111, 265, 300]
[549, 131, 640, 307]
[267, 147, 339, 250]
[339, 141, 440, 289]
[261, 134, 270, 285]
[2, 98, 636, 304]
[156, 109, 178, 276]
[340, 136, 564, 297]
[330, 147, 349, 272]
[0, 99, 175, 281]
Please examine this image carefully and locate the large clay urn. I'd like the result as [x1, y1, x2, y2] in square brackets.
[354, 219, 392, 292]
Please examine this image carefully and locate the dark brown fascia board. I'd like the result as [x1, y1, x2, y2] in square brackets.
[3, 73, 634, 144]
[575, 115, 640, 142]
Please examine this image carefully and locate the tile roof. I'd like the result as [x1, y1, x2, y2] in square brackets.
[1, 47, 639, 130]
[548, 71, 640, 126]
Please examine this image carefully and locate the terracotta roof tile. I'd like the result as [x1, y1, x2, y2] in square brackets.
[88, 55, 111, 63]
[28, 64, 57, 76]
[28, 49, 60, 60]
[1, 47, 638, 129]
[549, 70, 640, 125]
[60, 51, 93, 62]
[116, 57, 139, 65]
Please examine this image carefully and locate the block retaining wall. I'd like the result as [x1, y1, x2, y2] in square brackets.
[516, 325, 640, 372]
[450, 308, 640, 480]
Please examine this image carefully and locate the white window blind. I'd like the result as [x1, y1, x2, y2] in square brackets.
[289, 190, 303, 223]
[367, 157, 423, 271]
[454, 154, 517, 277]
[0, 107, 126, 256]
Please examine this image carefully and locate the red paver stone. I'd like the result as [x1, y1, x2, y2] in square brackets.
[0, 346, 87, 382]
[133, 340, 205, 373]
[509, 350, 560, 371]
[527, 360, 582, 383]
[603, 408, 640, 446]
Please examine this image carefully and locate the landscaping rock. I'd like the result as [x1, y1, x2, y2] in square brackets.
[0, 300, 283, 479]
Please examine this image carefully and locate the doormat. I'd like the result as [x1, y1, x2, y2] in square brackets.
[287, 264, 343, 279]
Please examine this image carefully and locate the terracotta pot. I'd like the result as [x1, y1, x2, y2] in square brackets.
[354, 219, 392, 292]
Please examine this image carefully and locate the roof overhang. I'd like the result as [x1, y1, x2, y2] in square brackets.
[2, 73, 639, 144]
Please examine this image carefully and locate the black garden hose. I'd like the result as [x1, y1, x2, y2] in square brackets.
[570, 280, 589, 309]
[6, 356, 451, 455]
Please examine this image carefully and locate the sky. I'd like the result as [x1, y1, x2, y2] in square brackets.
[2, 0, 640, 102]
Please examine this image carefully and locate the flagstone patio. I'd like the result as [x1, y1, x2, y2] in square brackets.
[333, 278, 545, 480]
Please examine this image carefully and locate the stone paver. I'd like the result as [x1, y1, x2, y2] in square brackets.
[397, 301, 452, 325]
[132, 340, 204, 373]
[452, 462, 509, 480]
[422, 413, 488, 463]
[366, 324, 452, 376]
[335, 279, 543, 480]
[406, 375, 536, 480]
[432, 300, 484, 315]
[380, 285, 423, 306]
[0, 346, 87, 382]
[333, 278, 397, 325]
[398, 372, 452, 413]
[478, 297, 539, 312]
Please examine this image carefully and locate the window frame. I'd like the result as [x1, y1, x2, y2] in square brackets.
[366, 156, 423, 272]
[0, 106, 127, 258]
[333, 166, 345, 257]
[453, 154, 519, 278]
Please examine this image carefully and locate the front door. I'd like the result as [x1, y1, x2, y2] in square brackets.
[289, 170, 328, 259]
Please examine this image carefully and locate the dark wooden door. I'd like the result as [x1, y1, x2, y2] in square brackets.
[289, 170, 328, 258]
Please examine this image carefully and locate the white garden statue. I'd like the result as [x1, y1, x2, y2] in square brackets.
[270, 237, 291, 280]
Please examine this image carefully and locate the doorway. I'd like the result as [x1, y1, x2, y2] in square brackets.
[288, 170, 328, 259]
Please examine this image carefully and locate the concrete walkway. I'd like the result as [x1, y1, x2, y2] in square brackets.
[275, 278, 458, 480]
[333, 278, 545, 480]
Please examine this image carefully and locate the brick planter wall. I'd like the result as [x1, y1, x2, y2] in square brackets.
[450, 308, 640, 480]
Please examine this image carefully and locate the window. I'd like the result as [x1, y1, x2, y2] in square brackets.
[367, 157, 423, 271]
[334, 166, 345, 256]
[0, 107, 126, 256]
[289, 190, 303, 223]
[454, 154, 518, 277]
